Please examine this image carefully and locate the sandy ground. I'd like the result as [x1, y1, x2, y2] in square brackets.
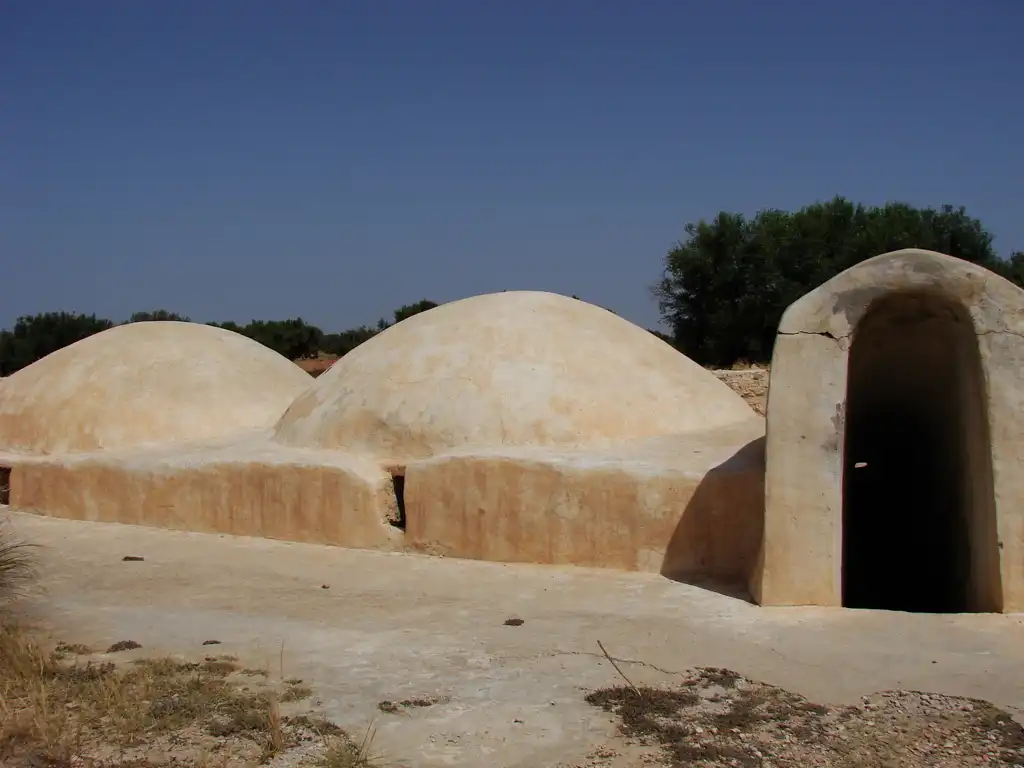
[7, 511, 1024, 767]
[294, 356, 336, 377]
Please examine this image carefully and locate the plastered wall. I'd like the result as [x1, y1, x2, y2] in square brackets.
[753, 249, 1024, 612]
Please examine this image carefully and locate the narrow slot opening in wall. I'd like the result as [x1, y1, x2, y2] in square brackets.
[0, 466, 10, 505]
[390, 473, 406, 530]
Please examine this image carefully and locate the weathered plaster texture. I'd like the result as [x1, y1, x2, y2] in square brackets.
[7, 420, 765, 587]
[753, 249, 1024, 612]
[0, 321, 312, 456]
[404, 421, 765, 583]
[6, 269, 1021, 610]
[0, 293, 766, 589]
[9, 439, 403, 551]
[273, 291, 756, 462]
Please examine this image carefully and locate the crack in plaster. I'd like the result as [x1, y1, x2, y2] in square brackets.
[975, 329, 1024, 340]
[780, 327, 1024, 345]
[777, 329, 849, 351]
[778, 330, 845, 341]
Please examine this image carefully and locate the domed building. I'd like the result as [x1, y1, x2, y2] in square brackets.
[273, 291, 755, 461]
[0, 321, 313, 456]
[4, 294, 766, 592]
[8, 255, 1024, 613]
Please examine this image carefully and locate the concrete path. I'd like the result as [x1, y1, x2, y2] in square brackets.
[7, 511, 1024, 767]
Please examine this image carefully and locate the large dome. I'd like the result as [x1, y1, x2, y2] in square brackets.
[273, 291, 756, 462]
[0, 321, 313, 455]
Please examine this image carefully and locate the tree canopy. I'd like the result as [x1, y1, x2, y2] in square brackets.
[392, 300, 438, 324]
[236, 318, 323, 361]
[127, 310, 191, 323]
[0, 312, 115, 376]
[0, 300, 443, 375]
[654, 197, 1022, 367]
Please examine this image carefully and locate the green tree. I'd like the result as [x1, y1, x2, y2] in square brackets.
[127, 310, 191, 323]
[655, 198, 1006, 367]
[991, 251, 1024, 286]
[319, 300, 441, 359]
[0, 312, 115, 375]
[392, 299, 438, 324]
[648, 328, 674, 345]
[320, 326, 380, 357]
[241, 318, 323, 360]
[207, 320, 245, 334]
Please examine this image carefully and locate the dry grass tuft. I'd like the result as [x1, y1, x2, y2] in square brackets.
[0, 516, 37, 602]
[282, 680, 314, 703]
[0, 625, 380, 766]
[316, 724, 378, 768]
[0, 514, 379, 765]
[0, 627, 277, 764]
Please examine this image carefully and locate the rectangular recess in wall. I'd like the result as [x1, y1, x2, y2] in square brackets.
[0, 466, 10, 505]
[390, 473, 406, 530]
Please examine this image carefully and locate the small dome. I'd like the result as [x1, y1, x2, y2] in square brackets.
[0, 321, 313, 455]
[273, 291, 756, 462]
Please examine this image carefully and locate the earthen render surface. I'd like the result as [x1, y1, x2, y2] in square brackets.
[755, 248, 1024, 612]
[1, 295, 766, 590]
[5, 263, 1022, 611]
[274, 291, 757, 460]
[0, 321, 312, 456]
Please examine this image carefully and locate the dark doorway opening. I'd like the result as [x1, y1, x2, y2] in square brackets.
[0, 466, 9, 505]
[842, 292, 1001, 613]
[389, 473, 406, 530]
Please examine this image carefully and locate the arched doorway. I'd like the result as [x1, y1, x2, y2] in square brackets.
[841, 291, 1001, 612]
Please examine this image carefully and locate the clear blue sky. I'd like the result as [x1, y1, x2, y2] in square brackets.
[2, 1, 1021, 333]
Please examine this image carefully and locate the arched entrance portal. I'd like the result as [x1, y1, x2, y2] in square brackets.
[841, 292, 1000, 612]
